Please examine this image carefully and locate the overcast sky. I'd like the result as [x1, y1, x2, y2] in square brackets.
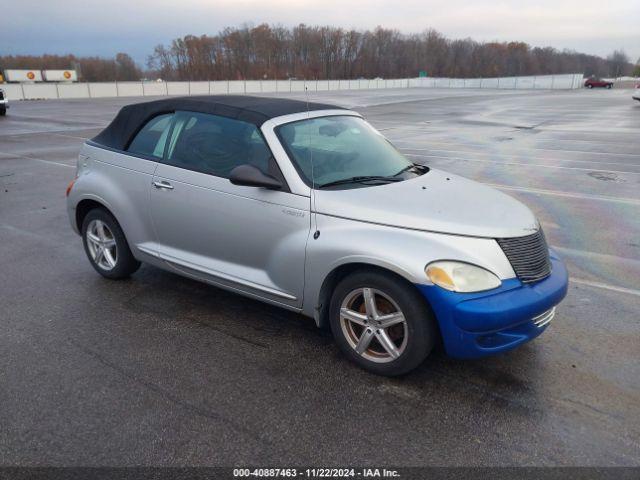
[2, 0, 638, 66]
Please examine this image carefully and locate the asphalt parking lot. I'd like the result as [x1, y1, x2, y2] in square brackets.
[1, 88, 639, 466]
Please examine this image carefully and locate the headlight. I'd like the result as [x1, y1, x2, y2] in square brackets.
[425, 261, 501, 292]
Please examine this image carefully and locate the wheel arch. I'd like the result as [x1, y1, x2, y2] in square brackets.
[314, 261, 433, 330]
[75, 198, 116, 232]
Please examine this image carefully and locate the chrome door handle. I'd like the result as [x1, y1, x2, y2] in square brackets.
[153, 180, 174, 190]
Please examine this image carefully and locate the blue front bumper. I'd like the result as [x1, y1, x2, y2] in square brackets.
[416, 251, 568, 359]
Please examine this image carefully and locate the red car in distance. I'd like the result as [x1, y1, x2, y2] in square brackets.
[584, 77, 613, 89]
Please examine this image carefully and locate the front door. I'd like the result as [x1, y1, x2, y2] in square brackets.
[149, 111, 310, 309]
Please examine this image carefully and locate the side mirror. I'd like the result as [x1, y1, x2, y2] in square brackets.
[229, 164, 282, 190]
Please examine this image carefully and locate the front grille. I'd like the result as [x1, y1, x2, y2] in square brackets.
[496, 229, 551, 283]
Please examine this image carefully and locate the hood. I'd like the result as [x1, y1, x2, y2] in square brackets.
[315, 169, 538, 238]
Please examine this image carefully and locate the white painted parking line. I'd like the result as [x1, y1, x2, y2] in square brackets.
[27, 158, 74, 168]
[552, 246, 640, 268]
[534, 146, 640, 157]
[0, 128, 97, 140]
[571, 278, 640, 297]
[536, 137, 640, 146]
[399, 147, 640, 168]
[483, 183, 640, 206]
[0, 151, 75, 168]
[49, 132, 91, 141]
[394, 139, 640, 158]
[403, 153, 640, 175]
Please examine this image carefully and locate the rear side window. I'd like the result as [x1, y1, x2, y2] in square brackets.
[165, 111, 272, 178]
[127, 113, 173, 159]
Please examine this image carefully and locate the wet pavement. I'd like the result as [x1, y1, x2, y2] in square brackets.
[0, 88, 639, 466]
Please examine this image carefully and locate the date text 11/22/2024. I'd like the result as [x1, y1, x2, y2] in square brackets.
[233, 468, 400, 477]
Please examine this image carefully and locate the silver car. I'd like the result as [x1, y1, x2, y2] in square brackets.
[66, 95, 568, 376]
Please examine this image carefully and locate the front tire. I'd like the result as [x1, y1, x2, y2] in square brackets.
[329, 270, 437, 376]
[81, 208, 140, 279]
[0, 107, 6, 116]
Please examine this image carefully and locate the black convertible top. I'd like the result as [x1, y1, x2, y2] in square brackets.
[91, 95, 344, 150]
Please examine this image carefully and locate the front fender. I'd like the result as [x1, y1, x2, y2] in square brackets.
[302, 213, 516, 321]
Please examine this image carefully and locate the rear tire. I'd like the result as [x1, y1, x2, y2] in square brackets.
[607, 84, 612, 89]
[0, 107, 6, 116]
[81, 208, 140, 279]
[329, 270, 437, 376]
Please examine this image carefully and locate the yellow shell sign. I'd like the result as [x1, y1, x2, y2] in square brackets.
[63, 71, 71, 79]
[27, 71, 36, 80]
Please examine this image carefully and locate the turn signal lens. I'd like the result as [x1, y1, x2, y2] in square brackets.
[426, 261, 501, 293]
[425, 265, 455, 290]
[65, 178, 76, 197]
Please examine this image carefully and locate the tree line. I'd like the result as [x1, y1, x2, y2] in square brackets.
[147, 25, 637, 81]
[2, 24, 638, 82]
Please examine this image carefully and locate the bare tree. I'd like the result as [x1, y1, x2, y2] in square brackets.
[607, 50, 630, 78]
[115, 53, 140, 80]
[633, 58, 640, 77]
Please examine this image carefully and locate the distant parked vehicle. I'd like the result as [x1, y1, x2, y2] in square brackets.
[0, 88, 8, 116]
[584, 77, 613, 89]
[633, 84, 640, 102]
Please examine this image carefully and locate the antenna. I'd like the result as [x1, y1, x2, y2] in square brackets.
[305, 83, 319, 239]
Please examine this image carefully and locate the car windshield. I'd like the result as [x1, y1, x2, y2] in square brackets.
[276, 116, 424, 188]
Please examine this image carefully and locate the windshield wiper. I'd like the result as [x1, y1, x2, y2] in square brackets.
[318, 176, 404, 189]
[392, 163, 427, 177]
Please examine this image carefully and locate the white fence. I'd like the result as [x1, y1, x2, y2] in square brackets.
[1, 74, 583, 101]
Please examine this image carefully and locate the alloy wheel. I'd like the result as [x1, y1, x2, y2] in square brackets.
[339, 287, 408, 363]
[86, 219, 118, 270]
